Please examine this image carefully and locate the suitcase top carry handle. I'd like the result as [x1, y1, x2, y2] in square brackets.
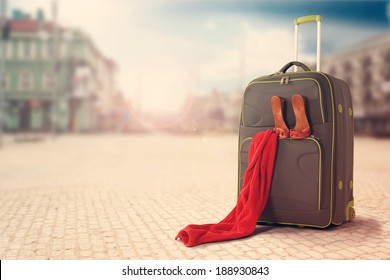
[279, 61, 311, 73]
[294, 14, 322, 72]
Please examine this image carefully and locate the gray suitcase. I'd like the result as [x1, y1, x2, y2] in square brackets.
[237, 15, 355, 227]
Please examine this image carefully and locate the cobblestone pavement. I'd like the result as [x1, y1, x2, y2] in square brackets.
[0, 133, 389, 260]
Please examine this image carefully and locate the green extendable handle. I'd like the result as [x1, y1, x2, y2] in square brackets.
[294, 15, 322, 71]
[294, 15, 322, 25]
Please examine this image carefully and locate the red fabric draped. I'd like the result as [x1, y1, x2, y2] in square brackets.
[175, 130, 278, 247]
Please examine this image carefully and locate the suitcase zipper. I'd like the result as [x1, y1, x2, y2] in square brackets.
[280, 76, 290, 85]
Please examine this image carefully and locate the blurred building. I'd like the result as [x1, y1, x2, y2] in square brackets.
[321, 33, 390, 135]
[176, 89, 242, 134]
[1, 9, 119, 133]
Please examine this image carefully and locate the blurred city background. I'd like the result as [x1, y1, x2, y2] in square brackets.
[0, 0, 389, 141]
[1, 0, 390, 260]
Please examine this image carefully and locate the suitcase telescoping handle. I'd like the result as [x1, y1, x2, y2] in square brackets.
[294, 15, 322, 72]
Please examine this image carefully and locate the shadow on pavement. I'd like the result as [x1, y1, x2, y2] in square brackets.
[334, 215, 382, 236]
[252, 226, 276, 235]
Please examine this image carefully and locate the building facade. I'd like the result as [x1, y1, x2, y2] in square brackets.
[1, 9, 119, 133]
[321, 33, 390, 135]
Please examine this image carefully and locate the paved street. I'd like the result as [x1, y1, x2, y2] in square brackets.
[0, 133, 389, 260]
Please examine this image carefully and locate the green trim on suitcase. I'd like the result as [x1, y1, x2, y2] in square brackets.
[237, 137, 253, 197]
[331, 78, 354, 225]
[321, 73, 335, 226]
[345, 200, 355, 222]
[294, 15, 322, 25]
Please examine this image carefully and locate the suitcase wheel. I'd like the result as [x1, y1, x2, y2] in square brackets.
[346, 200, 355, 222]
[348, 207, 356, 222]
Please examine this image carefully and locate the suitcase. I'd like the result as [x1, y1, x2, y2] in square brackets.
[237, 15, 355, 228]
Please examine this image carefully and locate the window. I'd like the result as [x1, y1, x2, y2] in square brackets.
[18, 40, 35, 60]
[385, 50, 390, 63]
[40, 40, 47, 59]
[340, 62, 353, 87]
[18, 40, 24, 59]
[46, 39, 63, 59]
[30, 41, 36, 59]
[24, 41, 31, 58]
[363, 71, 372, 85]
[18, 40, 34, 59]
[0, 72, 9, 90]
[47, 39, 55, 58]
[5, 41, 13, 59]
[363, 89, 374, 104]
[344, 62, 352, 72]
[42, 73, 55, 91]
[382, 51, 390, 80]
[362, 56, 372, 69]
[59, 42, 65, 58]
[19, 71, 33, 91]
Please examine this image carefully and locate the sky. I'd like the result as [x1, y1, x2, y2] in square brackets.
[9, 0, 390, 114]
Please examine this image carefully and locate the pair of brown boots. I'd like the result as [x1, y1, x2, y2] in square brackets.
[271, 94, 311, 139]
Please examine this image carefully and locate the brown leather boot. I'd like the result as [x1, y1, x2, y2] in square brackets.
[271, 96, 289, 138]
[290, 94, 311, 139]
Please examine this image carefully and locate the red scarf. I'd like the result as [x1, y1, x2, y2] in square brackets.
[175, 130, 278, 247]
